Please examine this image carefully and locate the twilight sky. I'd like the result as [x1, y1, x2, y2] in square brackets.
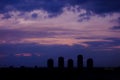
[0, 0, 120, 67]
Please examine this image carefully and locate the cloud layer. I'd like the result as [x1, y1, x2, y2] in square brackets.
[0, 6, 120, 47]
[0, 0, 120, 14]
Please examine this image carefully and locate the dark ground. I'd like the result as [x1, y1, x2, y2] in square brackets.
[0, 67, 120, 80]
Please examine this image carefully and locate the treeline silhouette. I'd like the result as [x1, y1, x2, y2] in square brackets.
[0, 55, 120, 80]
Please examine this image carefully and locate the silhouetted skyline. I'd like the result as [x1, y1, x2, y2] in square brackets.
[0, 54, 120, 80]
[67, 59, 74, 69]
[47, 55, 93, 69]
[77, 55, 83, 69]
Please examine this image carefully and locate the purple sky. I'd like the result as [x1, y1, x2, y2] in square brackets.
[0, 0, 120, 67]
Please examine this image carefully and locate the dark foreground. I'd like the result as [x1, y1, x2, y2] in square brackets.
[0, 67, 120, 80]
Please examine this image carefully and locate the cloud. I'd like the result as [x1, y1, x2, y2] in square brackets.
[0, 54, 8, 58]
[21, 38, 112, 47]
[15, 53, 41, 57]
[80, 0, 120, 14]
[0, 0, 120, 15]
[0, 0, 65, 14]
[0, 28, 58, 42]
[15, 53, 32, 57]
[85, 38, 120, 51]
[0, 7, 120, 46]
[108, 45, 120, 49]
[0, 7, 119, 30]
[112, 26, 120, 30]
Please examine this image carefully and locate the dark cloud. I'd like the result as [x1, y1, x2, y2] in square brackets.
[0, 28, 77, 41]
[111, 26, 120, 30]
[31, 13, 38, 18]
[85, 38, 120, 50]
[0, 0, 120, 16]
[68, 0, 120, 14]
[1, 13, 12, 19]
[0, 0, 65, 14]
[0, 29, 57, 41]
[117, 17, 120, 23]
[83, 0, 120, 14]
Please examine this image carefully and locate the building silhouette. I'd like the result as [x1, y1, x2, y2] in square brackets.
[47, 58, 54, 68]
[67, 59, 74, 69]
[77, 55, 83, 69]
[87, 58, 93, 69]
[58, 57, 64, 68]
